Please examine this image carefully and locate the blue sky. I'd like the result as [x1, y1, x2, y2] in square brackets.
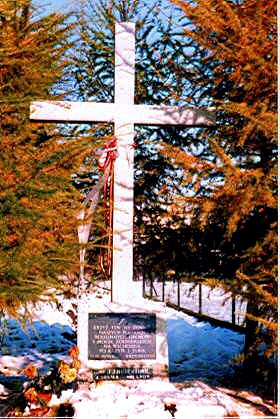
[34, 0, 178, 17]
[33, 0, 71, 14]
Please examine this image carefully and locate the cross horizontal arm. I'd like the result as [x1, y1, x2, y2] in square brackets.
[30, 101, 116, 124]
[30, 101, 215, 126]
[133, 104, 215, 126]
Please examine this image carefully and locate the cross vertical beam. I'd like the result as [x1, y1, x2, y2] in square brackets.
[112, 22, 136, 302]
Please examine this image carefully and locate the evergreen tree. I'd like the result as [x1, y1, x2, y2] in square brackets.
[166, 0, 277, 386]
[0, 0, 92, 314]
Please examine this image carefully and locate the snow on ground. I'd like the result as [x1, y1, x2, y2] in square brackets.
[0, 301, 74, 377]
[0, 291, 277, 418]
[167, 314, 242, 382]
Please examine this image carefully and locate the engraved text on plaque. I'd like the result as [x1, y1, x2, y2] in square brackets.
[88, 313, 156, 360]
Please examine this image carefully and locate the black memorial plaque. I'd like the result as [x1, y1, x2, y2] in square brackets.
[88, 313, 156, 360]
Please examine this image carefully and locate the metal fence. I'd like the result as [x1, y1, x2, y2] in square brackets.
[143, 276, 247, 333]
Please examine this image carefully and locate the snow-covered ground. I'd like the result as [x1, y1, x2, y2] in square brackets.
[0, 290, 276, 418]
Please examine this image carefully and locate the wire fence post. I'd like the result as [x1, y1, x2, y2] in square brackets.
[198, 283, 202, 314]
[232, 296, 236, 325]
[150, 274, 153, 299]
[177, 276, 180, 307]
[142, 272, 146, 298]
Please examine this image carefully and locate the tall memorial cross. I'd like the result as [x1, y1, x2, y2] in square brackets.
[30, 22, 215, 304]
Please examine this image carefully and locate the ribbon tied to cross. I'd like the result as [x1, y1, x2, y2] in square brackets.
[77, 137, 118, 288]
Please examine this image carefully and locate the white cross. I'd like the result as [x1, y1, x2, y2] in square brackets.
[30, 22, 215, 304]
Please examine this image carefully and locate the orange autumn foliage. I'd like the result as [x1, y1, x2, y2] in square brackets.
[29, 407, 50, 417]
[22, 364, 38, 379]
[0, 0, 95, 313]
[24, 387, 39, 404]
[68, 345, 79, 360]
[166, 0, 277, 378]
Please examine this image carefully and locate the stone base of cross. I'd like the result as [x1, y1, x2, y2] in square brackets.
[30, 22, 214, 304]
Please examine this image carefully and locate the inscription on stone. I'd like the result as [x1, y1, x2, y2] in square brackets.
[88, 313, 156, 360]
[92, 367, 153, 380]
